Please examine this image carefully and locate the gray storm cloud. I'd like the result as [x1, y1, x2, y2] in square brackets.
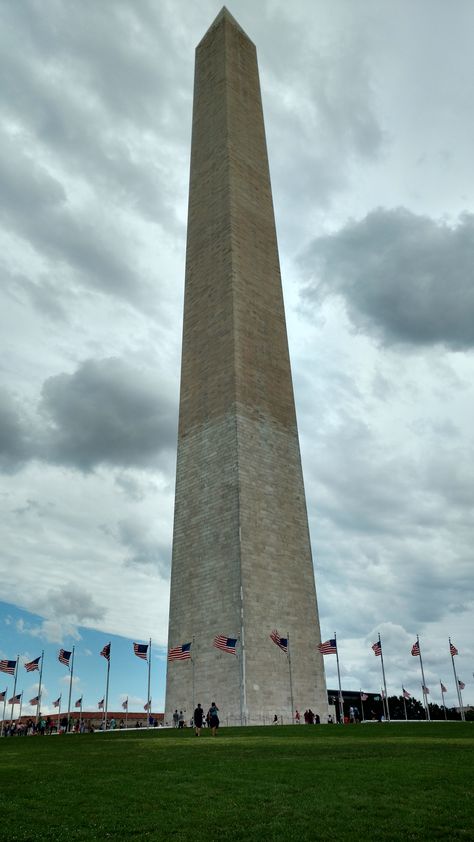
[0, 390, 33, 473]
[40, 357, 177, 471]
[301, 208, 474, 349]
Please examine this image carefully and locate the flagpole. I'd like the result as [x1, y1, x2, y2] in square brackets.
[191, 635, 195, 720]
[334, 633, 344, 723]
[240, 588, 247, 724]
[57, 695, 62, 732]
[67, 646, 75, 732]
[80, 697, 83, 729]
[360, 691, 365, 722]
[125, 699, 128, 730]
[378, 634, 390, 722]
[1, 692, 6, 736]
[287, 632, 294, 724]
[104, 651, 111, 731]
[458, 682, 465, 721]
[402, 689, 407, 721]
[381, 687, 387, 720]
[238, 635, 244, 726]
[19, 693, 23, 723]
[416, 636, 430, 721]
[146, 638, 152, 729]
[440, 681, 447, 720]
[10, 656, 19, 724]
[36, 650, 44, 724]
[449, 638, 464, 721]
[238, 587, 245, 726]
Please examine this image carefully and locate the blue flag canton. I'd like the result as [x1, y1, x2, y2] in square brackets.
[182, 642, 191, 653]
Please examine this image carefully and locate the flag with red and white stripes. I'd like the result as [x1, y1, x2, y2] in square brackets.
[100, 643, 111, 662]
[213, 635, 237, 655]
[133, 643, 148, 661]
[270, 630, 288, 653]
[168, 642, 192, 661]
[58, 649, 71, 668]
[318, 639, 336, 655]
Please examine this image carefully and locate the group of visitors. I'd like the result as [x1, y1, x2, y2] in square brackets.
[172, 702, 220, 735]
[1, 716, 94, 736]
[301, 709, 320, 724]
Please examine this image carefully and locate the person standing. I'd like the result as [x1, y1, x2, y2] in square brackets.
[173, 709, 179, 728]
[208, 702, 219, 736]
[194, 703, 204, 736]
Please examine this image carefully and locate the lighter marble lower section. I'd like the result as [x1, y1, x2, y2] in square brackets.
[165, 411, 328, 725]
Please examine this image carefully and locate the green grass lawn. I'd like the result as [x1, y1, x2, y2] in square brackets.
[1, 723, 472, 841]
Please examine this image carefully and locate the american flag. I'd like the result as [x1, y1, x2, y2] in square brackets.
[122, 698, 128, 710]
[133, 643, 148, 660]
[58, 649, 71, 667]
[361, 693, 368, 701]
[0, 689, 6, 702]
[411, 641, 420, 656]
[75, 698, 82, 709]
[422, 685, 430, 694]
[318, 639, 336, 655]
[440, 683, 447, 693]
[213, 635, 237, 655]
[53, 696, 61, 708]
[0, 660, 17, 675]
[29, 695, 40, 706]
[270, 630, 288, 653]
[458, 679, 465, 690]
[372, 641, 382, 657]
[100, 642, 111, 661]
[98, 698, 104, 709]
[9, 693, 21, 705]
[144, 700, 151, 711]
[402, 688, 411, 699]
[450, 642, 458, 656]
[25, 656, 41, 672]
[168, 642, 192, 661]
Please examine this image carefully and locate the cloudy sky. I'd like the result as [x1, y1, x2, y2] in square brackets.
[1, 0, 473, 717]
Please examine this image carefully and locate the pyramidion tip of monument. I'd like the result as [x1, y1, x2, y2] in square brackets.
[198, 6, 254, 47]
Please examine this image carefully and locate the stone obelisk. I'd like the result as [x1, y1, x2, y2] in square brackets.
[165, 7, 327, 724]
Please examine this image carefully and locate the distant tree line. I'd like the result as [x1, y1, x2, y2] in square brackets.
[328, 690, 471, 721]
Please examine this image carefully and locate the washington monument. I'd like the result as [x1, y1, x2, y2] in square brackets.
[165, 8, 328, 723]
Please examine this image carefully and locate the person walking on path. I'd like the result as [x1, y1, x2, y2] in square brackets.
[208, 702, 219, 736]
[173, 709, 179, 728]
[178, 710, 185, 729]
[194, 703, 204, 736]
